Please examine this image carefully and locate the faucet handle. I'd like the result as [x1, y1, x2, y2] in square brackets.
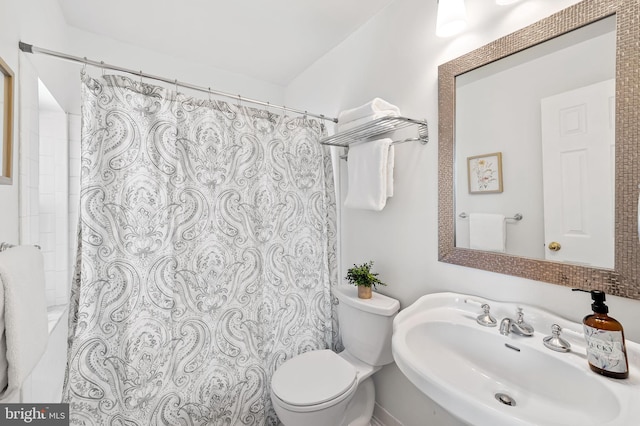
[515, 307, 534, 334]
[543, 324, 571, 352]
[476, 304, 497, 327]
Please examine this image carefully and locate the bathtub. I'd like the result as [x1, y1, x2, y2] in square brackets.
[21, 305, 68, 403]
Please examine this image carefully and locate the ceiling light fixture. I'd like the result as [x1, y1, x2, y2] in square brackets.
[436, 0, 468, 38]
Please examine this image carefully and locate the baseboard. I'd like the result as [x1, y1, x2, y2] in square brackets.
[372, 402, 403, 426]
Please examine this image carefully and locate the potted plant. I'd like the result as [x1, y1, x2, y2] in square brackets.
[345, 261, 386, 299]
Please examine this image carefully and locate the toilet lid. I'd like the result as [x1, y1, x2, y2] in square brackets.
[271, 350, 357, 406]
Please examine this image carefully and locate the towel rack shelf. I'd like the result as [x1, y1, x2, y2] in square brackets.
[319, 116, 429, 148]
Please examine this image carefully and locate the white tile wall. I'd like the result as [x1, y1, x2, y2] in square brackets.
[18, 55, 40, 249]
[39, 108, 69, 306]
[19, 56, 73, 308]
[38, 105, 70, 306]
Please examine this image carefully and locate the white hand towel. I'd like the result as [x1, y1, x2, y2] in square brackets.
[0, 245, 48, 401]
[387, 145, 395, 198]
[338, 98, 400, 124]
[345, 138, 394, 211]
[469, 213, 506, 252]
[336, 110, 400, 134]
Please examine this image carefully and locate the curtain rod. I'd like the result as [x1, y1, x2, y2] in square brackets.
[18, 42, 338, 123]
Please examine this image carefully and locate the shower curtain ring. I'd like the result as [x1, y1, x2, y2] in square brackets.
[174, 79, 179, 94]
[100, 61, 105, 76]
[208, 87, 212, 102]
[82, 57, 87, 74]
[139, 70, 143, 84]
[237, 94, 242, 109]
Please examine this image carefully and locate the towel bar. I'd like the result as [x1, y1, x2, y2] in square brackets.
[338, 135, 425, 160]
[320, 116, 429, 148]
[321, 116, 428, 160]
[458, 212, 523, 221]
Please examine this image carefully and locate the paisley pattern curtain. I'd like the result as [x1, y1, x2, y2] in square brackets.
[63, 73, 337, 425]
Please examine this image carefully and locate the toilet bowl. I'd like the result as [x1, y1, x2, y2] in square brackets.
[270, 286, 400, 426]
[271, 350, 358, 426]
[271, 349, 378, 426]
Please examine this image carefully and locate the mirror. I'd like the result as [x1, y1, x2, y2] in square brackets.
[455, 17, 615, 268]
[0, 55, 14, 185]
[438, 0, 640, 299]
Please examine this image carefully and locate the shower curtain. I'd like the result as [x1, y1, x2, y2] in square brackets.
[63, 73, 337, 425]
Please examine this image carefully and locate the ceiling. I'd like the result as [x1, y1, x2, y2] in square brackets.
[56, 0, 396, 87]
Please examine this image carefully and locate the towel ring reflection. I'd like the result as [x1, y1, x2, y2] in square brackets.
[458, 212, 523, 221]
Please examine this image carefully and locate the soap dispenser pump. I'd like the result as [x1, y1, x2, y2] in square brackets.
[573, 289, 629, 379]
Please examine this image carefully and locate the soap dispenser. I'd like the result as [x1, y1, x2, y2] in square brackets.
[573, 289, 629, 379]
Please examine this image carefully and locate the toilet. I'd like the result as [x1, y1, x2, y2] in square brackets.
[270, 285, 400, 426]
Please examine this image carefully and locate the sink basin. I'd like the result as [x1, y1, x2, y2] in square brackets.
[392, 293, 640, 426]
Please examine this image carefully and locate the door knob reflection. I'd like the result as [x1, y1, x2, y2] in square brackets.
[548, 241, 562, 252]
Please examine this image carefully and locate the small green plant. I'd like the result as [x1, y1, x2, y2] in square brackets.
[345, 261, 386, 289]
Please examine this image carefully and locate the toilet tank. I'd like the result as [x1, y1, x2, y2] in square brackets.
[334, 285, 400, 366]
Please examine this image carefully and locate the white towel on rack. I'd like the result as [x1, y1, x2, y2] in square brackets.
[336, 111, 401, 134]
[338, 98, 401, 124]
[469, 213, 506, 252]
[345, 138, 394, 211]
[0, 245, 48, 401]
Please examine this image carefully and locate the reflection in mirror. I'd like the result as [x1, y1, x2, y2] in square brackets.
[454, 16, 616, 269]
[0, 76, 4, 174]
[438, 0, 640, 299]
[0, 55, 14, 185]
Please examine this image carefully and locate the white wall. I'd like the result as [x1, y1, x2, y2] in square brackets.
[0, 0, 23, 244]
[285, 0, 640, 425]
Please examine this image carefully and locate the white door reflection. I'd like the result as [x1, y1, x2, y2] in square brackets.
[540, 79, 615, 268]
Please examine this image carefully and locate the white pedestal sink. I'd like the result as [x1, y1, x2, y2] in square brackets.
[392, 292, 640, 426]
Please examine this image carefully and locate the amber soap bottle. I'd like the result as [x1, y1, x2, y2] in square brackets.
[574, 289, 629, 379]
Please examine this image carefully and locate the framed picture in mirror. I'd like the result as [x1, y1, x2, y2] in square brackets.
[467, 152, 503, 194]
[0, 55, 14, 185]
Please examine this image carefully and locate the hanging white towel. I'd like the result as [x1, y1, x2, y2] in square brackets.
[0, 245, 48, 401]
[387, 145, 395, 198]
[345, 138, 394, 211]
[337, 98, 400, 124]
[469, 213, 506, 252]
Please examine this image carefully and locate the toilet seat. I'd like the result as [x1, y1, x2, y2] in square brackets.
[271, 349, 357, 408]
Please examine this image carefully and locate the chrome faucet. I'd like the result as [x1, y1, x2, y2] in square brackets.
[499, 308, 534, 337]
